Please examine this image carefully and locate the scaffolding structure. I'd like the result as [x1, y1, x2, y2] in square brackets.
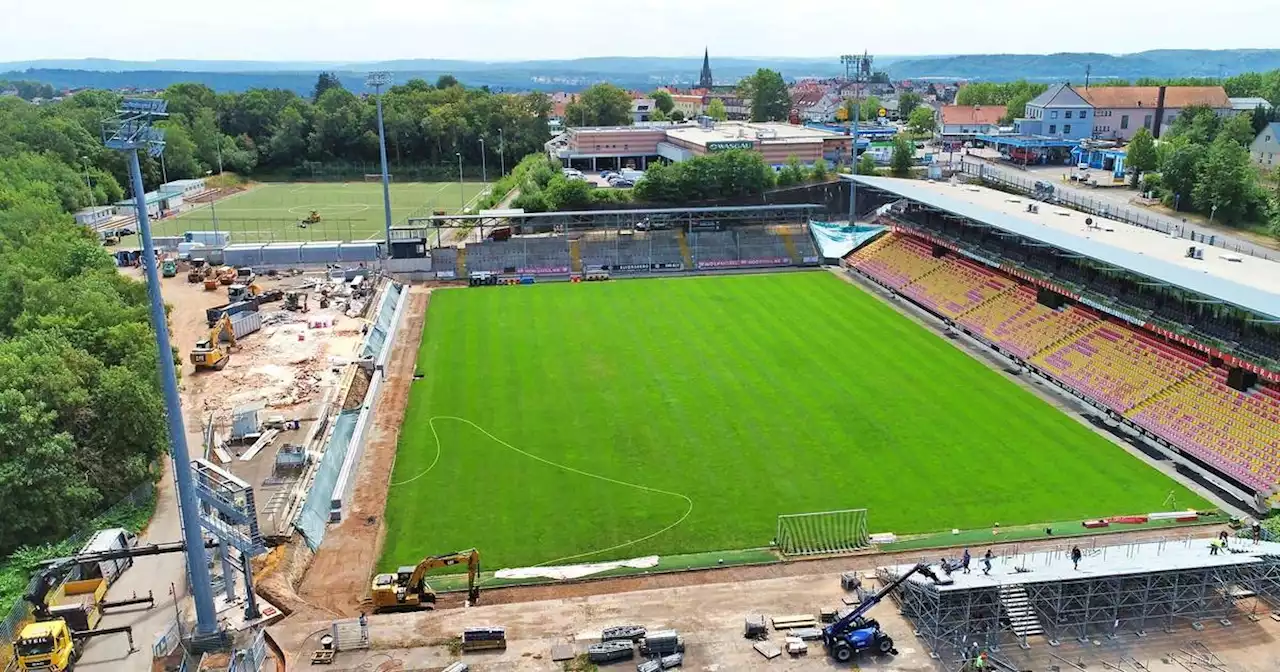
[881, 538, 1280, 663]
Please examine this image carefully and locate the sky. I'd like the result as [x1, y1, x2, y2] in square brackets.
[1, 0, 1278, 63]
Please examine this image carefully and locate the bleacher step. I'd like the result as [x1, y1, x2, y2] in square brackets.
[998, 586, 1044, 637]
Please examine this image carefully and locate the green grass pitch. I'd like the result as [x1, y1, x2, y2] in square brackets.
[142, 181, 488, 244]
[382, 271, 1207, 571]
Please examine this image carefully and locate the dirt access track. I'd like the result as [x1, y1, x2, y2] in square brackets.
[293, 284, 432, 616]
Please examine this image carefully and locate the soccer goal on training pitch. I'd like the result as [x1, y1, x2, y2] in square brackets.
[363, 173, 392, 182]
[775, 508, 871, 556]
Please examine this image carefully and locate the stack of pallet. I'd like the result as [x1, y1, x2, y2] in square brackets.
[639, 629, 685, 657]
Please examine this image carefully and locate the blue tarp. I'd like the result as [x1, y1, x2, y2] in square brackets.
[808, 220, 887, 260]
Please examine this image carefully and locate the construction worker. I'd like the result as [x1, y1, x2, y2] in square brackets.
[982, 550, 993, 576]
[1253, 522, 1263, 546]
[1210, 538, 1221, 556]
[1071, 546, 1082, 570]
[962, 548, 972, 574]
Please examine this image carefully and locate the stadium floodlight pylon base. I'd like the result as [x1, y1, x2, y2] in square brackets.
[775, 508, 870, 556]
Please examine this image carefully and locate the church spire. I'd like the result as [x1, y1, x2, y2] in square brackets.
[698, 48, 714, 89]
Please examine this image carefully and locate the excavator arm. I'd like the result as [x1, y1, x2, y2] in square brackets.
[407, 548, 481, 601]
[824, 563, 939, 641]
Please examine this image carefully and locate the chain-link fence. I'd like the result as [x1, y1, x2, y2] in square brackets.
[0, 480, 156, 669]
[963, 160, 1278, 262]
[289, 161, 487, 182]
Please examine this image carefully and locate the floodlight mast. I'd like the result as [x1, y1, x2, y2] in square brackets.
[103, 98, 220, 638]
[367, 71, 394, 255]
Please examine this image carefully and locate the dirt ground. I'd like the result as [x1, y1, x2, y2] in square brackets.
[296, 285, 433, 616]
[272, 532, 1280, 672]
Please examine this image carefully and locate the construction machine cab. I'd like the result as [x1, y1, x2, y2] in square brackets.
[371, 548, 480, 612]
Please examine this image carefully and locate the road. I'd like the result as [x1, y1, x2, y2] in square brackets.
[78, 272, 228, 672]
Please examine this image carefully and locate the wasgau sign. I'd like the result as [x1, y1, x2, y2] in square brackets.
[707, 140, 755, 152]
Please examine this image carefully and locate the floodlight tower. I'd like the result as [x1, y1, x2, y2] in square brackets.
[103, 98, 220, 638]
[367, 71, 394, 253]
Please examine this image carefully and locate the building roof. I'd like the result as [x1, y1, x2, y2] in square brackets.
[632, 99, 656, 112]
[845, 175, 1280, 319]
[1256, 122, 1280, 144]
[791, 90, 826, 108]
[1232, 96, 1274, 111]
[1027, 83, 1091, 108]
[666, 121, 845, 147]
[1079, 86, 1230, 109]
[940, 105, 1005, 127]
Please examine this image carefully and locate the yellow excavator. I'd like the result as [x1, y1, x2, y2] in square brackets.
[189, 314, 236, 371]
[371, 548, 480, 612]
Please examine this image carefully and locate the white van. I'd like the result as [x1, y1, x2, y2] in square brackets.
[77, 527, 139, 586]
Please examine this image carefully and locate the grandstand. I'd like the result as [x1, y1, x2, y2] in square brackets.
[843, 175, 1280, 510]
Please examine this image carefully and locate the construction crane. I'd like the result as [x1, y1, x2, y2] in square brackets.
[371, 548, 480, 612]
[14, 539, 210, 672]
[823, 563, 941, 663]
[189, 313, 237, 371]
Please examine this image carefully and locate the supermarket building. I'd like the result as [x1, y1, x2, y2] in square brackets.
[548, 120, 853, 172]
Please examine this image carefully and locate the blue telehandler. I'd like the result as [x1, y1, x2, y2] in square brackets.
[823, 563, 941, 663]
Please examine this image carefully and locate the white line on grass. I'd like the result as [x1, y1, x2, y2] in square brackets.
[390, 416, 693, 572]
[173, 184, 262, 220]
[362, 183, 454, 240]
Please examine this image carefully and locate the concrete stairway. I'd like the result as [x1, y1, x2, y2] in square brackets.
[998, 585, 1043, 638]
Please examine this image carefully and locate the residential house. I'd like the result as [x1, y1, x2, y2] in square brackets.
[632, 98, 656, 123]
[1252, 122, 1280, 168]
[792, 89, 830, 122]
[880, 97, 901, 121]
[938, 105, 1005, 142]
[707, 92, 750, 120]
[670, 94, 705, 118]
[1019, 83, 1095, 140]
[1231, 97, 1273, 114]
[1080, 86, 1231, 140]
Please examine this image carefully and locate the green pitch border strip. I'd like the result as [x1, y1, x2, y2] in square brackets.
[426, 513, 1226, 593]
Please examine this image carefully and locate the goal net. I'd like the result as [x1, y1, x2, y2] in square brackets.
[363, 173, 392, 182]
[776, 508, 870, 556]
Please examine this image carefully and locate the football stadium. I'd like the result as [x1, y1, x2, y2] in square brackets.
[377, 175, 1279, 582]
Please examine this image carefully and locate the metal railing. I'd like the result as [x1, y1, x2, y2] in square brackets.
[962, 159, 1277, 261]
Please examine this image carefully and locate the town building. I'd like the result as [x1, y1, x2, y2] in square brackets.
[938, 105, 1005, 143]
[73, 206, 114, 228]
[1252, 122, 1280, 168]
[550, 120, 852, 172]
[115, 190, 183, 219]
[669, 94, 705, 118]
[1231, 97, 1273, 114]
[159, 178, 208, 200]
[1080, 86, 1231, 140]
[1017, 83, 1095, 140]
[632, 98, 657, 123]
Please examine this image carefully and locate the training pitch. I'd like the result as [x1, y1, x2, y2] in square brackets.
[148, 181, 488, 243]
[383, 272, 1206, 570]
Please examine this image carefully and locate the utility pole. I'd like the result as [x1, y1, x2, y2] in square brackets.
[456, 152, 465, 211]
[479, 138, 487, 184]
[81, 156, 95, 206]
[367, 71, 394, 252]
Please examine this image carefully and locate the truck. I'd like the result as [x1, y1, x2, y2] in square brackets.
[206, 300, 259, 327]
[76, 528, 138, 586]
[160, 259, 177, 277]
[822, 563, 940, 663]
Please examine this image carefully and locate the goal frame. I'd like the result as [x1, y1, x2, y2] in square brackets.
[775, 508, 870, 557]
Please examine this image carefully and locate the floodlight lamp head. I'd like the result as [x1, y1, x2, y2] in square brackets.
[366, 71, 392, 88]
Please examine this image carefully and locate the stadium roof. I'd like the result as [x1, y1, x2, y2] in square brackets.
[846, 175, 1280, 320]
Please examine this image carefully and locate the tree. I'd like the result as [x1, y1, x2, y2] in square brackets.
[777, 155, 807, 187]
[898, 92, 923, 118]
[1221, 112, 1258, 148]
[564, 83, 633, 127]
[669, 110, 685, 122]
[1125, 127, 1157, 187]
[706, 98, 728, 122]
[312, 72, 343, 103]
[810, 158, 829, 182]
[1168, 105, 1220, 146]
[435, 75, 460, 90]
[652, 91, 675, 115]
[890, 136, 914, 177]
[633, 150, 773, 203]
[861, 96, 882, 122]
[158, 120, 202, 180]
[1192, 134, 1259, 223]
[738, 69, 790, 122]
[1252, 104, 1272, 135]
[1160, 143, 1204, 211]
[857, 153, 878, 175]
[908, 107, 936, 134]
[649, 108, 669, 122]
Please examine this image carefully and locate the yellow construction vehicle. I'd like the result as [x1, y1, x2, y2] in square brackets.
[299, 210, 321, 227]
[189, 314, 237, 371]
[217, 266, 237, 286]
[371, 548, 480, 612]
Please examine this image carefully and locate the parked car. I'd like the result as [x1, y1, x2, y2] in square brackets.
[601, 170, 620, 179]
[608, 177, 635, 188]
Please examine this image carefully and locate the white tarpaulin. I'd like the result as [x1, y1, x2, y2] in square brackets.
[495, 556, 660, 581]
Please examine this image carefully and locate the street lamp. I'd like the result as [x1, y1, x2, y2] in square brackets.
[160, 150, 169, 185]
[456, 152, 465, 211]
[205, 170, 219, 234]
[479, 138, 488, 184]
[367, 71, 395, 251]
[81, 156, 95, 206]
[498, 128, 506, 176]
